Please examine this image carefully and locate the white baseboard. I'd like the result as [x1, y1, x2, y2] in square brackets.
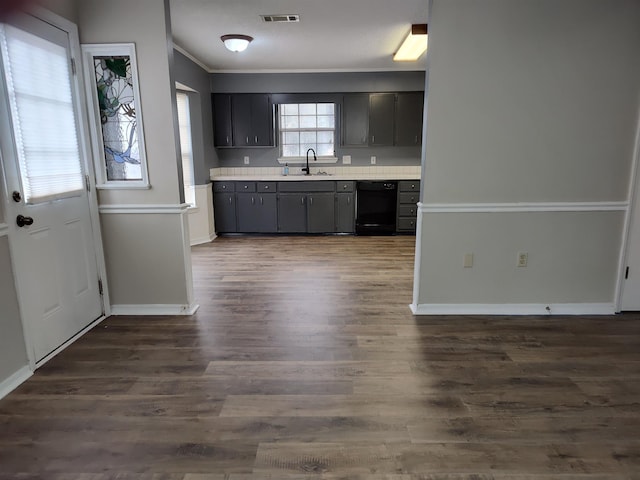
[0, 365, 32, 400]
[110, 303, 200, 316]
[190, 232, 216, 246]
[409, 303, 616, 316]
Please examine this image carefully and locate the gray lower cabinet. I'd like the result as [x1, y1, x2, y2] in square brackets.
[307, 193, 335, 233]
[213, 192, 236, 233]
[335, 193, 355, 233]
[236, 193, 277, 233]
[213, 180, 360, 234]
[277, 193, 307, 233]
[396, 180, 420, 233]
[277, 192, 335, 233]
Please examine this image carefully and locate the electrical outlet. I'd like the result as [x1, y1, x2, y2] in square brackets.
[342, 155, 351, 164]
[517, 252, 528, 267]
[243, 156, 250, 165]
[370, 156, 376, 165]
[463, 253, 474, 268]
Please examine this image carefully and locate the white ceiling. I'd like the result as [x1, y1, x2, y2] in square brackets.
[169, 0, 428, 73]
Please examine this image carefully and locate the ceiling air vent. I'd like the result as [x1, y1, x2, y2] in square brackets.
[260, 14, 300, 23]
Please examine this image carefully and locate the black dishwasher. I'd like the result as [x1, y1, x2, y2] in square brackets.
[356, 181, 397, 235]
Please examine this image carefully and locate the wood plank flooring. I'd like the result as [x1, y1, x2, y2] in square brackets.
[1, 235, 640, 479]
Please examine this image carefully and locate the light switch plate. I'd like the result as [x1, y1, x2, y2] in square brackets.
[371, 156, 377, 165]
[342, 155, 351, 164]
[463, 253, 474, 268]
[243, 156, 250, 165]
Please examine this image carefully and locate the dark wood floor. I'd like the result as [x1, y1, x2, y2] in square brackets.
[1, 235, 640, 479]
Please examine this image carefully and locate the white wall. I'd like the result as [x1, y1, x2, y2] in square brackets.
[77, 0, 196, 313]
[413, 0, 640, 314]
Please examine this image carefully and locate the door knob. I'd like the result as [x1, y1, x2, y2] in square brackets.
[16, 215, 34, 227]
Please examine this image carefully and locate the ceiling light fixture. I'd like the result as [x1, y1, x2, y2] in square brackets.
[221, 34, 253, 53]
[393, 24, 428, 62]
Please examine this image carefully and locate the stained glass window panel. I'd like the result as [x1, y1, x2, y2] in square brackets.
[93, 55, 142, 181]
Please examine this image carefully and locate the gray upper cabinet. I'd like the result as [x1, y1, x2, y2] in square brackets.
[369, 93, 395, 146]
[342, 94, 369, 147]
[213, 94, 274, 148]
[232, 94, 274, 147]
[396, 92, 424, 146]
[212, 94, 232, 147]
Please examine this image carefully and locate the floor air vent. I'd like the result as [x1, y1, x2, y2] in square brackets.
[261, 14, 300, 23]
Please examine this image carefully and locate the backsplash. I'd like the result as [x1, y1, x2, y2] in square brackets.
[210, 165, 421, 178]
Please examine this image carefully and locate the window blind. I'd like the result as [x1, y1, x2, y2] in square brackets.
[1, 25, 84, 204]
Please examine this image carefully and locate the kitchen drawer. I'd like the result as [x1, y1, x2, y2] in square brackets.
[257, 182, 276, 192]
[213, 181, 235, 192]
[397, 217, 417, 231]
[398, 180, 420, 192]
[236, 181, 256, 192]
[398, 204, 417, 217]
[399, 192, 419, 204]
[277, 181, 335, 192]
[336, 181, 355, 192]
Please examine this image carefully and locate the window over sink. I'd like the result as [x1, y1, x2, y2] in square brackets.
[278, 103, 337, 163]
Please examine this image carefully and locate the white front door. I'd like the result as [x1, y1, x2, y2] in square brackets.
[0, 13, 103, 362]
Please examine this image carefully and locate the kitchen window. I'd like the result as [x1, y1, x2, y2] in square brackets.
[278, 103, 337, 162]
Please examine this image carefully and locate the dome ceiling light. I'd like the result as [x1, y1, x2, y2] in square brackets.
[221, 34, 254, 53]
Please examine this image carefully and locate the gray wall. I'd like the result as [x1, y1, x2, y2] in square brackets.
[78, 0, 194, 309]
[43, 0, 77, 23]
[414, 0, 640, 309]
[0, 237, 27, 382]
[174, 50, 219, 182]
[211, 71, 425, 94]
[211, 71, 425, 168]
[79, 0, 182, 206]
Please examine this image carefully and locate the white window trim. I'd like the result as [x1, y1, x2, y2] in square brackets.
[81, 43, 150, 189]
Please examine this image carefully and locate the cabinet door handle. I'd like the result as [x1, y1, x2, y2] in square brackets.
[222, 185, 226, 189]
[264, 185, 269, 190]
[251, 197, 255, 205]
[226, 135, 229, 144]
[244, 185, 248, 189]
[260, 197, 264, 205]
[228, 197, 232, 205]
[310, 196, 313, 206]
[246, 136, 249, 144]
[347, 196, 350, 205]
[415, 135, 418, 144]
[301, 197, 305, 205]
[255, 136, 258, 143]
[372, 135, 375, 143]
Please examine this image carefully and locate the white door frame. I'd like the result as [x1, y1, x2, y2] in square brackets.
[0, 6, 110, 369]
[616, 106, 640, 312]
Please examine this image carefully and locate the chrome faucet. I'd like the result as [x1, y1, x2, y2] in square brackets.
[303, 148, 316, 175]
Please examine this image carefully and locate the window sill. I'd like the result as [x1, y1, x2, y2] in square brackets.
[277, 157, 338, 165]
